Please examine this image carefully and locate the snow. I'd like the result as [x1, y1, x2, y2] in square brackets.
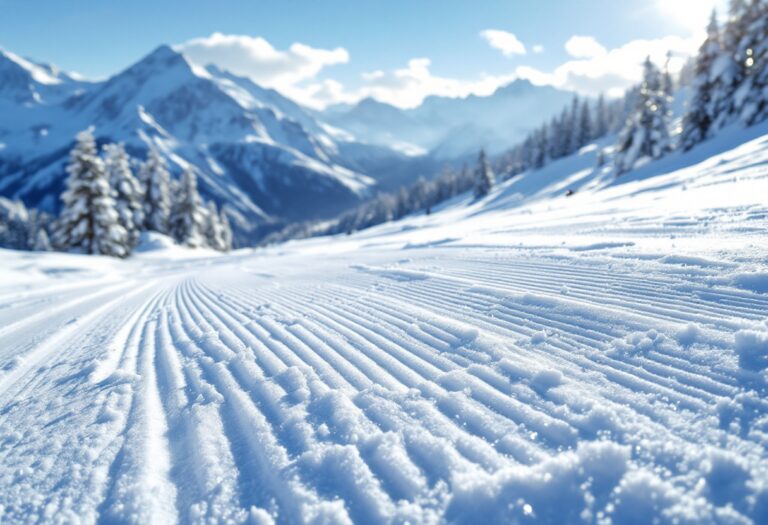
[0, 49, 64, 86]
[1, 127, 768, 524]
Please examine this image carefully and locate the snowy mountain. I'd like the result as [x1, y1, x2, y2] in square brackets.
[0, 45, 427, 242]
[0, 46, 583, 244]
[323, 79, 576, 158]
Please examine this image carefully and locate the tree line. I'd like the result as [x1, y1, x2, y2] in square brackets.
[266, 0, 767, 244]
[263, 90, 629, 244]
[615, 1, 767, 172]
[0, 129, 232, 257]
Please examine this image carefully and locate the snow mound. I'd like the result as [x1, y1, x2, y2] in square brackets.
[133, 231, 220, 259]
[734, 322, 768, 371]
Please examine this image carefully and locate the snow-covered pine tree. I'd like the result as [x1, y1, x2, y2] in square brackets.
[577, 99, 593, 148]
[54, 128, 129, 257]
[26, 208, 51, 251]
[530, 126, 548, 169]
[737, 0, 768, 124]
[473, 149, 494, 198]
[203, 200, 226, 250]
[566, 96, 581, 154]
[546, 116, 562, 159]
[33, 228, 50, 251]
[169, 168, 206, 248]
[613, 57, 673, 174]
[681, 10, 723, 150]
[662, 51, 675, 98]
[594, 94, 609, 139]
[103, 143, 144, 248]
[395, 187, 410, 219]
[0, 198, 31, 250]
[139, 149, 171, 234]
[220, 209, 233, 251]
[711, 0, 752, 129]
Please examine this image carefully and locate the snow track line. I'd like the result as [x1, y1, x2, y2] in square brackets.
[192, 280, 356, 393]
[441, 256, 768, 322]
[237, 272, 736, 460]
[88, 281, 165, 384]
[0, 280, 149, 400]
[224, 283, 574, 457]
[345, 277, 753, 452]
[272, 286, 581, 448]
[0, 280, 134, 341]
[99, 290, 179, 525]
[153, 288, 249, 524]
[371, 278, 724, 410]
[196, 281, 514, 517]
[172, 280, 354, 523]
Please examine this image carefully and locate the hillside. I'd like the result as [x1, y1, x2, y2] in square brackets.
[0, 120, 766, 523]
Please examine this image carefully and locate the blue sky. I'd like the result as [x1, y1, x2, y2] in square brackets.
[0, 0, 725, 108]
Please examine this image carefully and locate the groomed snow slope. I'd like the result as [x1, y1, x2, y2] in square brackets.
[1, 129, 767, 524]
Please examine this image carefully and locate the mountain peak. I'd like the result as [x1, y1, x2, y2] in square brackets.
[135, 44, 191, 72]
[147, 44, 180, 61]
[114, 44, 202, 86]
[494, 78, 537, 96]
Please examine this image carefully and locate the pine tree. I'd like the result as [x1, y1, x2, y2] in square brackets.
[170, 168, 206, 247]
[681, 10, 723, 150]
[103, 143, 144, 248]
[139, 149, 171, 234]
[546, 116, 561, 159]
[33, 228, 51, 251]
[395, 187, 410, 219]
[0, 198, 31, 250]
[577, 99, 593, 148]
[54, 129, 128, 257]
[527, 126, 546, 169]
[614, 57, 673, 174]
[594, 94, 609, 139]
[566, 96, 581, 154]
[737, 0, 768, 124]
[203, 200, 226, 250]
[712, 0, 752, 129]
[220, 209, 233, 251]
[473, 149, 494, 198]
[662, 51, 675, 98]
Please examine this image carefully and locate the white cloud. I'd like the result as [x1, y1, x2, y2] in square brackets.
[564, 36, 607, 59]
[480, 29, 527, 57]
[175, 31, 703, 111]
[177, 33, 349, 106]
[347, 58, 516, 109]
[532, 44, 545, 54]
[176, 33, 518, 109]
[516, 34, 702, 97]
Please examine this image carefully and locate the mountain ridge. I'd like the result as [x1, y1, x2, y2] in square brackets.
[0, 45, 419, 243]
[322, 78, 577, 158]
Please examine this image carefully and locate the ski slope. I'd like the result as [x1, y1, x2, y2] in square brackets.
[1, 129, 768, 524]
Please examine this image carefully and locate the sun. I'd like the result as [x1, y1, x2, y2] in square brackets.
[656, 0, 725, 34]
